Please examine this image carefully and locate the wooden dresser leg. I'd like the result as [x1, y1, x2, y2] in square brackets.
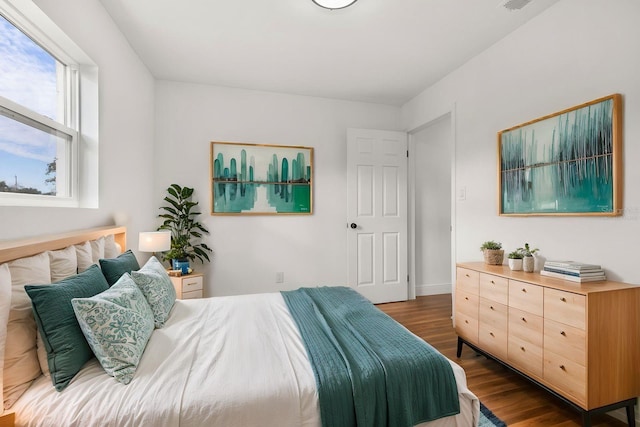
[456, 337, 463, 358]
[626, 402, 636, 427]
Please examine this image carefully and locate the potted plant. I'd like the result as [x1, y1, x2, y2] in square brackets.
[480, 240, 504, 265]
[507, 249, 524, 271]
[518, 243, 539, 272]
[158, 184, 213, 271]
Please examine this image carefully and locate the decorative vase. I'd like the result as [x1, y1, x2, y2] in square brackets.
[523, 256, 534, 272]
[508, 258, 523, 271]
[483, 249, 504, 265]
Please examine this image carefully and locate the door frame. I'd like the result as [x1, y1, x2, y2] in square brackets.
[407, 104, 457, 301]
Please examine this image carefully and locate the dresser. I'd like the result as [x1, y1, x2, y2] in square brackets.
[170, 272, 204, 299]
[455, 262, 640, 426]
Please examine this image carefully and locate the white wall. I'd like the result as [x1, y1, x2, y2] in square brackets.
[413, 115, 452, 295]
[155, 81, 401, 297]
[1, 0, 156, 250]
[402, 0, 640, 284]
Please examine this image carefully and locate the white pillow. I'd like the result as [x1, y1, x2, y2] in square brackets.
[103, 234, 121, 259]
[0, 264, 12, 412]
[75, 241, 94, 273]
[4, 252, 51, 410]
[48, 245, 78, 283]
[90, 237, 105, 265]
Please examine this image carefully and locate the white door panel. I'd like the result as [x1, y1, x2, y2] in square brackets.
[347, 128, 408, 303]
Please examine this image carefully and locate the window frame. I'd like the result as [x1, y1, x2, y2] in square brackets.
[0, 1, 94, 208]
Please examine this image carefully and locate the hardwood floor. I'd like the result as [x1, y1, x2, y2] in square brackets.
[377, 294, 628, 427]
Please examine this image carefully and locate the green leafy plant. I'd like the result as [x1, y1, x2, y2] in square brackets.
[507, 249, 524, 259]
[158, 184, 212, 263]
[518, 243, 539, 257]
[480, 240, 502, 251]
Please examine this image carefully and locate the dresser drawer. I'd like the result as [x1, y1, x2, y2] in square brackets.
[479, 273, 508, 305]
[457, 267, 479, 295]
[544, 288, 585, 330]
[544, 319, 586, 366]
[479, 324, 507, 358]
[508, 307, 543, 347]
[479, 298, 507, 331]
[544, 350, 586, 405]
[508, 334, 543, 377]
[509, 280, 543, 316]
[455, 289, 479, 318]
[455, 311, 479, 343]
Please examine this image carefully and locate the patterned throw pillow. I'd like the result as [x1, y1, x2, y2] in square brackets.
[131, 256, 176, 328]
[71, 274, 154, 385]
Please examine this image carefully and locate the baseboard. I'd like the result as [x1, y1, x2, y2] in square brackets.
[415, 282, 451, 296]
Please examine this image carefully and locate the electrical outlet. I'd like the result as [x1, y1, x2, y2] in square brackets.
[276, 272, 284, 283]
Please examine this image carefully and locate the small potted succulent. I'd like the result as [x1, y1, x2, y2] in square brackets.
[518, 243, 539, 272]
[507, 249, 524, 271]
[480, 240, 504, 265]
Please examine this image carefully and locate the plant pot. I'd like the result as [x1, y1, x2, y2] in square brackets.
[483, 249, 504, 265]
[172, 258, 190, 274]
[508, 258, 523, 271]
[523, 256, 534, 272]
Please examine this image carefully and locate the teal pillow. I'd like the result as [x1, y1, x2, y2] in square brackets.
[99, 249, 140, 286]
[72, 273, 154, 385]
[24, 264, 109, 391]
[131, 256, 176, 328]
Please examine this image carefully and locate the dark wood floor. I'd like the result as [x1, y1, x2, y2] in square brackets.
[376, 294, 628, 427]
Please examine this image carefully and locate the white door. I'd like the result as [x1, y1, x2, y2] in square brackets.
[347, 128, 408, 304]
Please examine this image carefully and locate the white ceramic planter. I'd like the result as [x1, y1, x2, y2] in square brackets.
[508, 258, 523, 271]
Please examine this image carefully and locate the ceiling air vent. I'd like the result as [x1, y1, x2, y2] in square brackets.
[502, 0, 532, 11]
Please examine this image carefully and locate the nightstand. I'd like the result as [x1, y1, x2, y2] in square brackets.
[170, 272, 204, 299]
[0, 412, 15, 427]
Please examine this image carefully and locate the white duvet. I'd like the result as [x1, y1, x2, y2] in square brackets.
[13, 293, 479, 427]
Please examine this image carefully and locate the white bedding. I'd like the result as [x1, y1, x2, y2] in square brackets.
[13, 293, 479, 427]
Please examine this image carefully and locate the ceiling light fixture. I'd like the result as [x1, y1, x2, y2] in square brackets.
[312, 0, 358, 10]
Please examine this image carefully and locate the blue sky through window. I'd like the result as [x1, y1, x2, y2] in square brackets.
[0, 14, 60, 194]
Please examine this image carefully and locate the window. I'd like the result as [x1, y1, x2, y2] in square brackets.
[0, 2, 96, 208]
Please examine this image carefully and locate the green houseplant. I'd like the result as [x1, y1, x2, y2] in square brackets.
[518, 243, 539, 272]
[507, 249, 524, 271]
[480, 240, 504, 265]
[158, 184, 212, 269]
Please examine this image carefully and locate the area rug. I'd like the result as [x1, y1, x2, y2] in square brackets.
[479, 401, 507, 427]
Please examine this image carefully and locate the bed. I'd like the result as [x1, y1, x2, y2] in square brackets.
[1, 226, 479, 427]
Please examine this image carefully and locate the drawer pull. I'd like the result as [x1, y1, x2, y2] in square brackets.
[491, 280, 495, 284]
[465, 320, 469, 324]
[465, 297, 469, 301]
[520, 346, 525, 352]
[490, 306, 494, 310]
[489, 332, 495, 337]
[560, 297, 567, 302]
[560, 365, 566, 371]
[521, 317, 527, 322]
[521, 288, 527, 293]
[560, 331, 566, 336]
[465, 274, 470, 278]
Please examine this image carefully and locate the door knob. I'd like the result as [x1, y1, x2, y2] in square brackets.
[350, 223, 357, 229]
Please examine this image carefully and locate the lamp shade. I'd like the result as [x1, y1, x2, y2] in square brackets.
[138, 231, 171, 253]
[312, 0, 357, 10]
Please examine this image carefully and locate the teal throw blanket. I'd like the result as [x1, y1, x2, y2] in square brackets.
[281, 287, 460, 427]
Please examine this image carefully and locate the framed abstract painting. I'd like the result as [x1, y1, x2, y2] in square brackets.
[210, 141, 313, 215]
[498, 94, 622, 216]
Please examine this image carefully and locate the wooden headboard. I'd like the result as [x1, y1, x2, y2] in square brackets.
[0, 226, 127, 264]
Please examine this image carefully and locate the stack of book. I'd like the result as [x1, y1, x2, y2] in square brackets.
[540, 261, 606, 283]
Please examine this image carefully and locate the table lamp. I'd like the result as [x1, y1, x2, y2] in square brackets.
[138, 231, 171, 257]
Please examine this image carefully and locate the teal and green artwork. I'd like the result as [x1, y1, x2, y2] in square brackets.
[499, 94, 622, 216]
[211, 142, 313, 214]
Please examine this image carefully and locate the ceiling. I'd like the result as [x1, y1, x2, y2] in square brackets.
[98, 0, 559, 106]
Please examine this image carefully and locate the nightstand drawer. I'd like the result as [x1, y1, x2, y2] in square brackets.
[182, 290, 202, 300]
[182, 275, 203, 293]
